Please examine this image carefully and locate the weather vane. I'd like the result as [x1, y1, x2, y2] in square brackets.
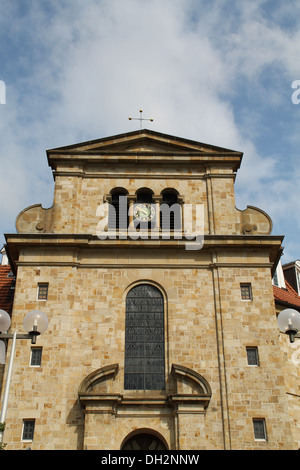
[128, 109, 154, 130]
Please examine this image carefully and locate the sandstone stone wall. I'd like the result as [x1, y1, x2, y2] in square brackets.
[2, 131, 295, 450]
[2, 246, 295, 449]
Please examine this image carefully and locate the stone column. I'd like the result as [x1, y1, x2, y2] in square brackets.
[127, 195, 137, 232]
[153, 196, 162, 233]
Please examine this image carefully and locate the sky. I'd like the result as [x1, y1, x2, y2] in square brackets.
[0, 0, 300, 263]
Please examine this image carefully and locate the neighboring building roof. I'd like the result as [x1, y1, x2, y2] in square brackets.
[282, 260, 300, 295]
[0, 265, 15, 314]
[273, 281, 300, 310]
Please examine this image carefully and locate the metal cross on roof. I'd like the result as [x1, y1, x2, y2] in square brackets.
[128, 109, 154, 130]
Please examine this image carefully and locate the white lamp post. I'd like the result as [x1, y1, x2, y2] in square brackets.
[0, 310, 11, 335]
[23, 310, 49, 344]
[0, 309, 48, 446]
[277, 308, 300, 343]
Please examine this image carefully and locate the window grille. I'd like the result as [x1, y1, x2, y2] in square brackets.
[30, 347, 42, 367]
[240, 283, 252, 300]
[22, 420, 35, 441]
[253, 418, 267, 440]
[124, 284, 165, 390]
[246, 347, 259, 366]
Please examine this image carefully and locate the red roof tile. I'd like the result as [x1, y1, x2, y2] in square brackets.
[0, 266, 15, 314]
[273, 281, 300, 309]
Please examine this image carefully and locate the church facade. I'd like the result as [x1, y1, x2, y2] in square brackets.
[2, 129, 297, 449]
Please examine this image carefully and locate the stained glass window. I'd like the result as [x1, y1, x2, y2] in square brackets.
[240, 283, 252, 300]
[124, 284, 165, 390]
[38, 283, 48, 300]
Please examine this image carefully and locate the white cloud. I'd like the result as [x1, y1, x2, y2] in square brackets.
[0, 0, 300, 261]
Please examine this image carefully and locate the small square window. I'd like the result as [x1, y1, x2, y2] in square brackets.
[240, 283, 252, 300]
[30, 347, 42, 367]
[253, 418, 267, 441]
[38, 283, 48, 300]
[22, 420, 35, 441]
[246, 347, 259, 366]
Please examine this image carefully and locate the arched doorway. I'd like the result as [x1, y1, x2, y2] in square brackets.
[121, 430, 168, 450]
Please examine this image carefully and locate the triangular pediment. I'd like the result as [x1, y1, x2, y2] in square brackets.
[47, 129, 242, 156]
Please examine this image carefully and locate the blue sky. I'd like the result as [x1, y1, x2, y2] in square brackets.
[0, 0, 300, 263]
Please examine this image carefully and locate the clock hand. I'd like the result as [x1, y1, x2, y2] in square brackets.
[139, 208, 149, 216]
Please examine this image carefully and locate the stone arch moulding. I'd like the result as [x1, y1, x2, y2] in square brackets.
[120, 428, 169, 451]
[161, 187, 179, 196]
[122, 279, 168, 305]
[135, 187, 154, 196]
[170, 364, 212, 410]
[78, 363, 212, 412]
[110, 187, 129, 195]
[78, 363, 119, 396]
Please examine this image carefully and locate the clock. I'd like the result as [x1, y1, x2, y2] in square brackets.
[133, 203, 155, 222]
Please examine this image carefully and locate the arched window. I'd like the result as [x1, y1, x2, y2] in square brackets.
[108, 188, 128, 230]
[136, 187, 153, 204]
[160, 189, 181, 231]
[124, 284, 165, 390]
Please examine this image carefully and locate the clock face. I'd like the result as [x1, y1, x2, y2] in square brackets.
[133, 203, 155, 222]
